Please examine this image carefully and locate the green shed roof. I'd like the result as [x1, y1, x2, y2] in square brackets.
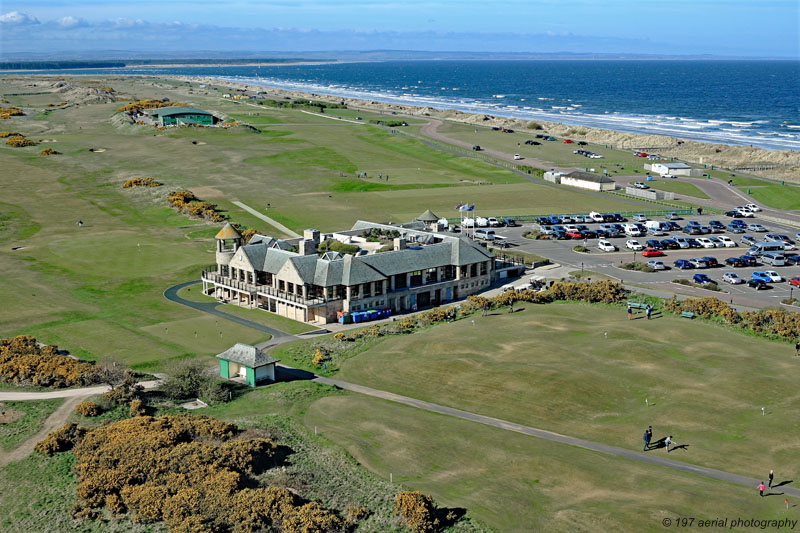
[149, 106, 213, 117]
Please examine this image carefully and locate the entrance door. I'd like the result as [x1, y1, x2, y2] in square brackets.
[417, 291, 431, 307]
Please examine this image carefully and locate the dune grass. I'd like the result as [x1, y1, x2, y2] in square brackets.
[0, 399, 64, 451]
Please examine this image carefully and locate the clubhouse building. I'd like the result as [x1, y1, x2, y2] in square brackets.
[201, 218, 496, 324]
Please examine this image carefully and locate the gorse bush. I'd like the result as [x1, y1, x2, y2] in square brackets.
[35, 423, 88, 455]
[0, 335, 100, 388]
[123, 177, 162, 188]
[116, 100, 187, 113]
[167, 190, 226, 223]
[75, 401, 102, 417]
[5, 135, 36, 147]
[40, 147, 61, 155]
[37, 414, 344, 532]
[0, 106, 25, 119]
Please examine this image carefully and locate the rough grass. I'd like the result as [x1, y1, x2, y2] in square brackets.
[0, 399, 63, 451]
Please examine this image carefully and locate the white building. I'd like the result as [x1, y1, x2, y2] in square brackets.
[543, 171, 566, 184]
[560, 171, 616, 192]
[650, 162, 692, 176]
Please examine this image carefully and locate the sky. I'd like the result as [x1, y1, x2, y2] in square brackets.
[1, 0, 798, 58]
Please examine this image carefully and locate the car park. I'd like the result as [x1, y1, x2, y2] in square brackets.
[693, 273, 715, 285]
[647, 260, 666, 270]
[701, 256, 719, 267]
[747, 278, 768, 290]
[642, 248, 664, 257]
[689, 258, 708, 268]
[725, 257, 745, 267]
[717, 236, 737, 247]
[790, 277, 800, 287]
[674, 259, 693, 269]
[751, 271, 772, 283]
[598, 240, 617, 252]
[722, 272, 744, 284]
[626, 239, 643, 251]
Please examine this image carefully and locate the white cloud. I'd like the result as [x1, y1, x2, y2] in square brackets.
[56, 16, 87, 28]
[0, 11, 40, 25]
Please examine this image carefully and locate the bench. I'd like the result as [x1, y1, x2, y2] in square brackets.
[680, 311, 695, 319]
[627, 302, 648, 309]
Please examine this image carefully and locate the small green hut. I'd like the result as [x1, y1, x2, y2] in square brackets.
[216, 343, 279, 387]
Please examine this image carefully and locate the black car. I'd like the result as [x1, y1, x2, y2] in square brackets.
[725, 210, 744, 218]
[580, 230, 596, 239]
[701, 256, 719, 267]
[665, 222, 682, 231]
[740, 255, 758, 266]
[661, 238, 679, 249]
[577, 141, 588, 146]
[535, 134, 545, 139]
[747, 278, 768, 290]
[784, 253, 800, 264]
[594, 228, 609, 238]
[492, 127, 501, 131]
[708, 220, 724, 229]
[687, 238, 702, 248]
[645, 239, 664, 249]
[554, 231, 568, 240]
[612, 213, 625, 222]
[725, 257, 745, 267]
[537, 217, 550, 225]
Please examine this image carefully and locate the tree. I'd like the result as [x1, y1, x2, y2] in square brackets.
[161, 359, 212, 401]
[96, 357, 126, 390]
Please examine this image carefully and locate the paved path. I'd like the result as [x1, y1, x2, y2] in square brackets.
[311, 375, 799, 498]
[0, 396, 87, 467]
[231, 200, 301, 238]
[0, 380, 162, 401]
[163, 280, 297, 344]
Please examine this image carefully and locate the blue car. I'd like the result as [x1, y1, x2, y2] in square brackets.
[674, 259, 693, 269]
[546, 216, 561, 225]
[751, 271, 772, 283]
[693, 273, 715, 285]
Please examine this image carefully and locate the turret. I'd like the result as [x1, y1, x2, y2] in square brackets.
[215, 222, 242, 271]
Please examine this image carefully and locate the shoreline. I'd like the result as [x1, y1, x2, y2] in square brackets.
[171, 74, 800, 181]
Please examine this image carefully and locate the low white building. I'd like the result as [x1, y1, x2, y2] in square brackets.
[543, 171, 566, 184]
[650, 162, 692, 176]
[560, 171, 616, 192]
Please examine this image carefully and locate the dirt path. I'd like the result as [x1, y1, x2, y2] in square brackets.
[0, 396, 85, 467]
[231, 200, 301, 238]
[0, 380, 161, 401]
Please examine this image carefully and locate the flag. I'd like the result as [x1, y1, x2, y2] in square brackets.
[459, 203, 470, 212]
[455, 202, 463, 210]
[467, 204, 475, 211]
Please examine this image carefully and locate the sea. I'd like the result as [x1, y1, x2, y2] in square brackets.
[15, 60, 800, 151]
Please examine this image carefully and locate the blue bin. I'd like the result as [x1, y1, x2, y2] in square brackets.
[353, 313, 363, 323]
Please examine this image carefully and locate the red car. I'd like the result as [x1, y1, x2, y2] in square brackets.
[790, 277, 800, 287]
[635, 152, 649, 157]
[563, 139, 574, 143]
[641, 248, 664, 257]
[565, 230, 582, 239]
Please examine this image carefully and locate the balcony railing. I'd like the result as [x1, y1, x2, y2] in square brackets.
[202, 271, 258, 294]
[202, 271, 333, 306]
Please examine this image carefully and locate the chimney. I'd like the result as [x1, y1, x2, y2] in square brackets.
[393, 238, 406, 251]
[303, 228, 320, 244]
[298, 239, 316, 256]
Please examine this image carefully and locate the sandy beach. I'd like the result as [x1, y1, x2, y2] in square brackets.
[175, 74, 800, 182]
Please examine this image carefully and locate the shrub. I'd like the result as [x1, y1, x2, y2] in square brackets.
[116, 100, 187, 113]
[198, 380, 230, 405]
[101, 370, 144, 406]
[123, 177, 163, 188]
[572, 245, 589, 253]
[40, 147, 61, 155]
[129, 399, 146, 417]
[333, 332, 347, 342]
[317, 240, 360, 255]
[161, 359, 210, 401]
[35, 423, 88, 455]
[5, 135, 36, 147]
[0, 335, 100, 388]
[523, 231, 548, 240]
[0, 131, 20, 137]
[394, 491, 439, 533]
[527, 121, 543, 130]
[75, 401, 102, 417]
[621, 262, 655, 272]
[344, 505, 370, 523]
[0, 106, 24, 119]
[311, 348, 327, 367]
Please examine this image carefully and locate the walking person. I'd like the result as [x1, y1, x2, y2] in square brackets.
[642, 425, 652, 451]
[627, 303, 632, 320]
[664, 435, 673, 453]
[482, 304, 488, 317]
[769, 470, 774, 488]
[795, 341, 800, 356]
[509, 300, 514, 313]
[758, 481, 766, 497]
[646, 304, 652, 320]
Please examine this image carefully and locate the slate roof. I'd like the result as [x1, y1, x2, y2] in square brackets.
[565, 171, 615, 184]
[416, 209, 439, 222]
[215, 222, 242, 240]
[216, 343, 279, 367]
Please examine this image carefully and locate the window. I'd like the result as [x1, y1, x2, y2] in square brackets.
[374, 281, 383, 295]
[362, 283, 371, 297]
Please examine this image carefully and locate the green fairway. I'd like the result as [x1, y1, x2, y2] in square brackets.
[306, 394, 787, 532]
[647, 180, 710, 199]
[334, 302, 800, 478]
[738, 184, 800, 210]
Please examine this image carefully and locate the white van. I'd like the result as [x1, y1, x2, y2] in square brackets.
[589, 211, 605, 223]
[748, 242, 784, 256]
[645, 221, 669, 232]
[474, 229, 496, 241]
[623, 223, 643, 237]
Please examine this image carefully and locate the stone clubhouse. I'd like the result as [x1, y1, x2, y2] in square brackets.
[201, 216, 498, 325]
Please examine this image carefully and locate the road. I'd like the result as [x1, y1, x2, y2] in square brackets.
[230, 200, 301, 238]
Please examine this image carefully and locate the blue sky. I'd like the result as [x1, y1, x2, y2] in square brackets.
[1, 0, 798, 57]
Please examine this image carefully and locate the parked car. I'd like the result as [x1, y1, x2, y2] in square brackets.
[665, 212, 679, 220]
[513, 154, 521, 160]
[674, 259, 693, 269]
[777, 235, 796, 250]
[747, 278, 768, 290]
[736, 208, 755, 217]
[722, 272, 744, 284]
[717, 236, 737, 247]
[684, 226, 702, 235]
[696, 237, 716, 249]
[686, 238, 702, 248]
[626, 239, 643, 251]
[577, 141, 588, 146]
[472, 145, 481, 151]
[661, 239, 679, 249]
[633, 214, 648, 222]
[693, 273, 715, 285]
[566, 230, 582, 239]
[730, 219, 748, 227]
[789, 277, 800, 287]
[503, 218, 519, 227]
[726, 224, 745, 233]
[642, 248, 664, 257]
[745, 203, 762, 212]
[673, 237, 691, 249]
[748, 224, 767, 232]
[740, 255, 758, 266]
[725, 210, 744, 218]
[563, 139, 574, 143]
[708, 220, 725, 230]
[633, 182, 649, 189]
[647, 260, 666, 270]
[645, 239, 664, 249]
[764, 270, 784, 282]
[784, 253, 800, 264]
[725, 257, 745, 267]
[701, 256, 719, 267]
[689, 258, 708, 268]
[751, 271, 773, 283]
[708, 237, 725, 247]
[598, 240, 617, 252]
[741, 235, 758, 246]
[764, 233, 783, 243]
[486, 217, 501, 227]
